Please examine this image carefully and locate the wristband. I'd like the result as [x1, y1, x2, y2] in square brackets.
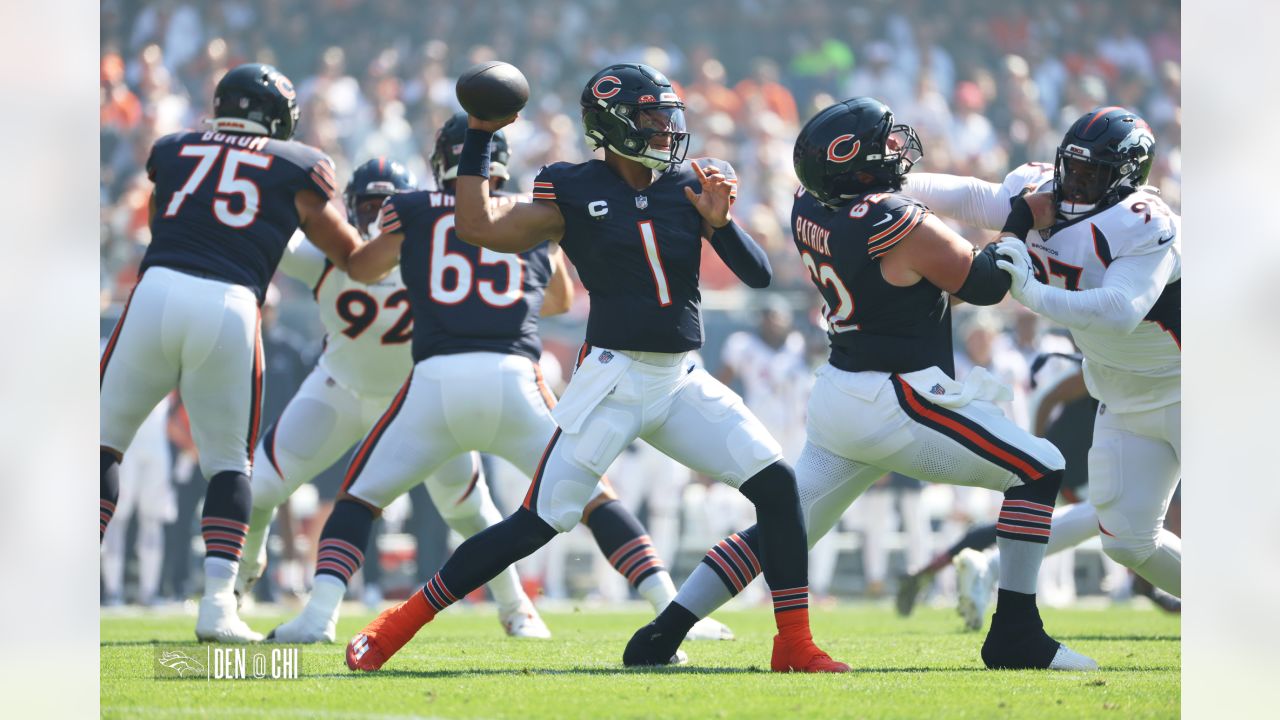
[457, 129, 493, 179]
[1001, 195, 1035, 237]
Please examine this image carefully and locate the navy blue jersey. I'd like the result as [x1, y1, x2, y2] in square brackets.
[533, 158, 735, 353]
[382, 191, 551, 364]
[791, 187, 954, 376]
[143, 130, 335, 302]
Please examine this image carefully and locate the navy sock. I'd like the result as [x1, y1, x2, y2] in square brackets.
[699, 525, 763, 594]
[948, 523, 999, 557]
[315, 499, 376, 586]
[100, 449, 119, 542]
[427, 508, 557, 613]
[201, 471, 251, 562]
[739, 461, 809, 613]
[586, 500, 666, 589]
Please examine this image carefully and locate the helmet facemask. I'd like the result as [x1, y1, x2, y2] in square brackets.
[585, 104, 690, 171]
[348, 194, 390, 240]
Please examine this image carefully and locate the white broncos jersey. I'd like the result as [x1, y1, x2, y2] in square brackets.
[906, 163, 1181, 413]
[277, 232, 414, 398]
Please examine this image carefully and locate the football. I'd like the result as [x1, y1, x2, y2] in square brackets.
[456, 61, 530, 121]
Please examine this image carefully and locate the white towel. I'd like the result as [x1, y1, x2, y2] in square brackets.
[552, 348, 633, 434]
[899, 365, 1012, 409]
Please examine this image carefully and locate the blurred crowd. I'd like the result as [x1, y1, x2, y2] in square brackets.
[100, 0, 1180, 608]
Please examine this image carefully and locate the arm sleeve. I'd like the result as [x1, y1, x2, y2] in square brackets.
[1025, 248, 1178, 335]
[708, 220, 772, 288]
[276, 230, 328, 286]
[904, 163, 1052, 230]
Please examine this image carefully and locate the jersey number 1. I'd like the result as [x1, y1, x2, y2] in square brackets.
[637, 221, 672, 307]
[164, 145, 271, 227]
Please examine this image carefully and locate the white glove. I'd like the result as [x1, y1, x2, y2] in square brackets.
[994, 239, 1044, 310]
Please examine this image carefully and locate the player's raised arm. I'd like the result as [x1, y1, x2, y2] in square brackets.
[690, 161, 772, 289]
[880, 213, 1011, 305]
[296, 189, 362, 272]
[995, 236, 1177, 335]
[905, 162, 1057, 231]
[454, 117, 564, 254]
[346, 197, 408, 284]
[540, 244, 574, 317]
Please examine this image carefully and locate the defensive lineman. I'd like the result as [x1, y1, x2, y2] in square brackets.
[634, 97, 1096, 670]
[100, 64, 363, 641]
[274, 112, 732, 645]
[240, 155, 552, 641]
[347, 65, 846, 673]
[905, 106, 1181, 597]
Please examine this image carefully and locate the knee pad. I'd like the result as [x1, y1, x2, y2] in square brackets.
[250, 453, 293, 510]
[1100, 531, 1158, 569]
[739, 461, 799, 507]
[1003, 469, 1064, 507]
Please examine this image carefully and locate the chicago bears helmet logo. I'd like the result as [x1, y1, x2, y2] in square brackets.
[592, 76, 622, 99]
[274, 75, 296, 101]
[826, 135, 861, 163]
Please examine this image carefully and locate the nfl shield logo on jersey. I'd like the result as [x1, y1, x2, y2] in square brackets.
[635, 195, 648, 210]
[930, 383, 946, 395]
[598, 350, 614, 364]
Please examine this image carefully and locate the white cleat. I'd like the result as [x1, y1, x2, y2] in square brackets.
[1049, 644, 1099, 671]
[267, 610, 337, 644]
[955, 549, 994, 632]
[195, 593, 264, 643]
[685, 616, 735, 641]
[501, 602, 552, 639]
[670, 649, 689, 665]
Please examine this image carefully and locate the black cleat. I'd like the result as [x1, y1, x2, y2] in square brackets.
[981, 614, 1097, 670]
[623, 621, 687, 667]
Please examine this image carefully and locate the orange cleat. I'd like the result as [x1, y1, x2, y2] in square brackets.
[345, 594, 432, 672]
[771, 634, 852, 673]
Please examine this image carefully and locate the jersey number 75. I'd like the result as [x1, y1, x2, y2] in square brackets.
[163, 145, 271, 228]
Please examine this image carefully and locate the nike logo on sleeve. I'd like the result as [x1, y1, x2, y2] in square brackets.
[872, 213, 894, 227]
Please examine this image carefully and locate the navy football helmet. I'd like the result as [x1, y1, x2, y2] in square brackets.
[793, 97, 923, 208]
[432, 112, 511, 190]
[210, 63, 299, 140]
[580, 64, 689, 171]
[1055, 106, 1156, 216]
[344, 157, 417, 239]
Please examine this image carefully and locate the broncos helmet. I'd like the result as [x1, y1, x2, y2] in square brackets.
[210, 63, 299, 140]
[432, 112, 511, 189]
[793, 97, 923, 209]
[1054, 106, 1156, 216]
[580, 64, 689, 171]
[344, 158, 417, 239]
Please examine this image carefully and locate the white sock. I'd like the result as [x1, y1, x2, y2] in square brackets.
[995, 538, 1045, 595]
[670, 563, 734, 619]
[637, 572, 677, 612]
[306, 574, 347, 620]
[204, 557, 238, 597]
[240, 504, 276, 584]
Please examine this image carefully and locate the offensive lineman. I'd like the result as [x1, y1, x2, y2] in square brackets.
[904, 106, 1181, 598]
[346, 65, 846, 674]
[630, 97, 1097, 671]
[275, 112, 732, 646]
[100, 64, 362, 641]
[240, 154, 553, 641]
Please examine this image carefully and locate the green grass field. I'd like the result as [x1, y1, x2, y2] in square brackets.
[102, 603, 1179, 719]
